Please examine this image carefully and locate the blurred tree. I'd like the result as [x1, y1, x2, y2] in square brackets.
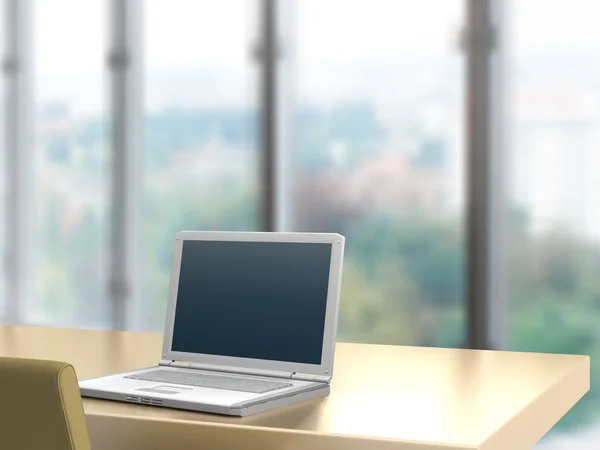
[337, 260, 420, 344]
[509, 219, 600, 431]
[348, 214, 464, 308]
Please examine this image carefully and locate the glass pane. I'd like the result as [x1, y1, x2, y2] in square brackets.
[290, 0, 466, 346]
[32, 0, 109, 327]
[143, 0, 260, 331]
[506, 0, 600, 447]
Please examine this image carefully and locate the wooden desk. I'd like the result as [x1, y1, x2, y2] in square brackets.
[0, 326, 589, 450]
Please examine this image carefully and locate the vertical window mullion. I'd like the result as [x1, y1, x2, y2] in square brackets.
[465, 0, 492, 349]
[4, 0, 33, 325]
[465, 0, 507, 350]
[274, 0, 294, 232]
[259, 0, 279, 232]
[108, 0, 143, 331]
[487, 0, 508, 351]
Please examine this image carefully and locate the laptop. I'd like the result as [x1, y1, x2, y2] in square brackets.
[79, 231, 345, 416]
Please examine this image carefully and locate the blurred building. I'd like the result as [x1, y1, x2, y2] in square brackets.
[513, 83, 600, 240]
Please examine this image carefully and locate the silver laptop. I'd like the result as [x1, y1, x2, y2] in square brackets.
[80, 231, 345, 417]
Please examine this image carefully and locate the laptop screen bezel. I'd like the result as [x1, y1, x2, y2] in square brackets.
[161, 231, 344, 379]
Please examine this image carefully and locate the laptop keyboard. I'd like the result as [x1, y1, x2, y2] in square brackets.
[124, 369, 294, 394]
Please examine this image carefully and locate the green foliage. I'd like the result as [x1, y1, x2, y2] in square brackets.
[337, 260, 421, 344]
[327, 211, 466, 347]
[508, 227, 600, 431]
[36, 183, 107, 324]
[347, 214, 464, 307]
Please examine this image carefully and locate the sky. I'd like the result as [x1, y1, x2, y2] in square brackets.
[11, 0, 600, 114]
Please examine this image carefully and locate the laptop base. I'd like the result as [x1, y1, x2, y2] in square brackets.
[80, 383, 330, 417]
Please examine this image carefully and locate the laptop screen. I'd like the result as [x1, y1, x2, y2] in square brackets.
[170, 240, 332, 365]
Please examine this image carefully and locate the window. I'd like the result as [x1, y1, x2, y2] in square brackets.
[505, 0, 600, 445]
[143, 0, 260, 330]
[31, 0, 109, 327]
[289, 0, 466, 346]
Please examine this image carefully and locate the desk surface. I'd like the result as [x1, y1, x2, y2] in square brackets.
[0, 325, 589, 450]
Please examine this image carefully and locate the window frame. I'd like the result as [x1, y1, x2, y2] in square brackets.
[2, 0, 34, 325]
[108, 0, 143, 331]
[0, 0, 502, 350]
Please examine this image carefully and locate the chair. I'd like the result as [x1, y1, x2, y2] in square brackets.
[0, 357, 91, 450]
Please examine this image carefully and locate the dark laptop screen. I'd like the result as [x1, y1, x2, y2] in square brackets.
[170, 240, 332, 365]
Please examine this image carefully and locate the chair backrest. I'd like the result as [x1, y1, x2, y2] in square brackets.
[0, 357, 91, 450]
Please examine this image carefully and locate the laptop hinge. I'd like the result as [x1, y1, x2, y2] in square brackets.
[291, 373, 331, 383]
[159, 360, 293, 379]
[159, 359, 190, 369]
[158, 360, 329, 383]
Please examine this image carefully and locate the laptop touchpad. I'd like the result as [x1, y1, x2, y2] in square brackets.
[136, 385, 191, 395]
